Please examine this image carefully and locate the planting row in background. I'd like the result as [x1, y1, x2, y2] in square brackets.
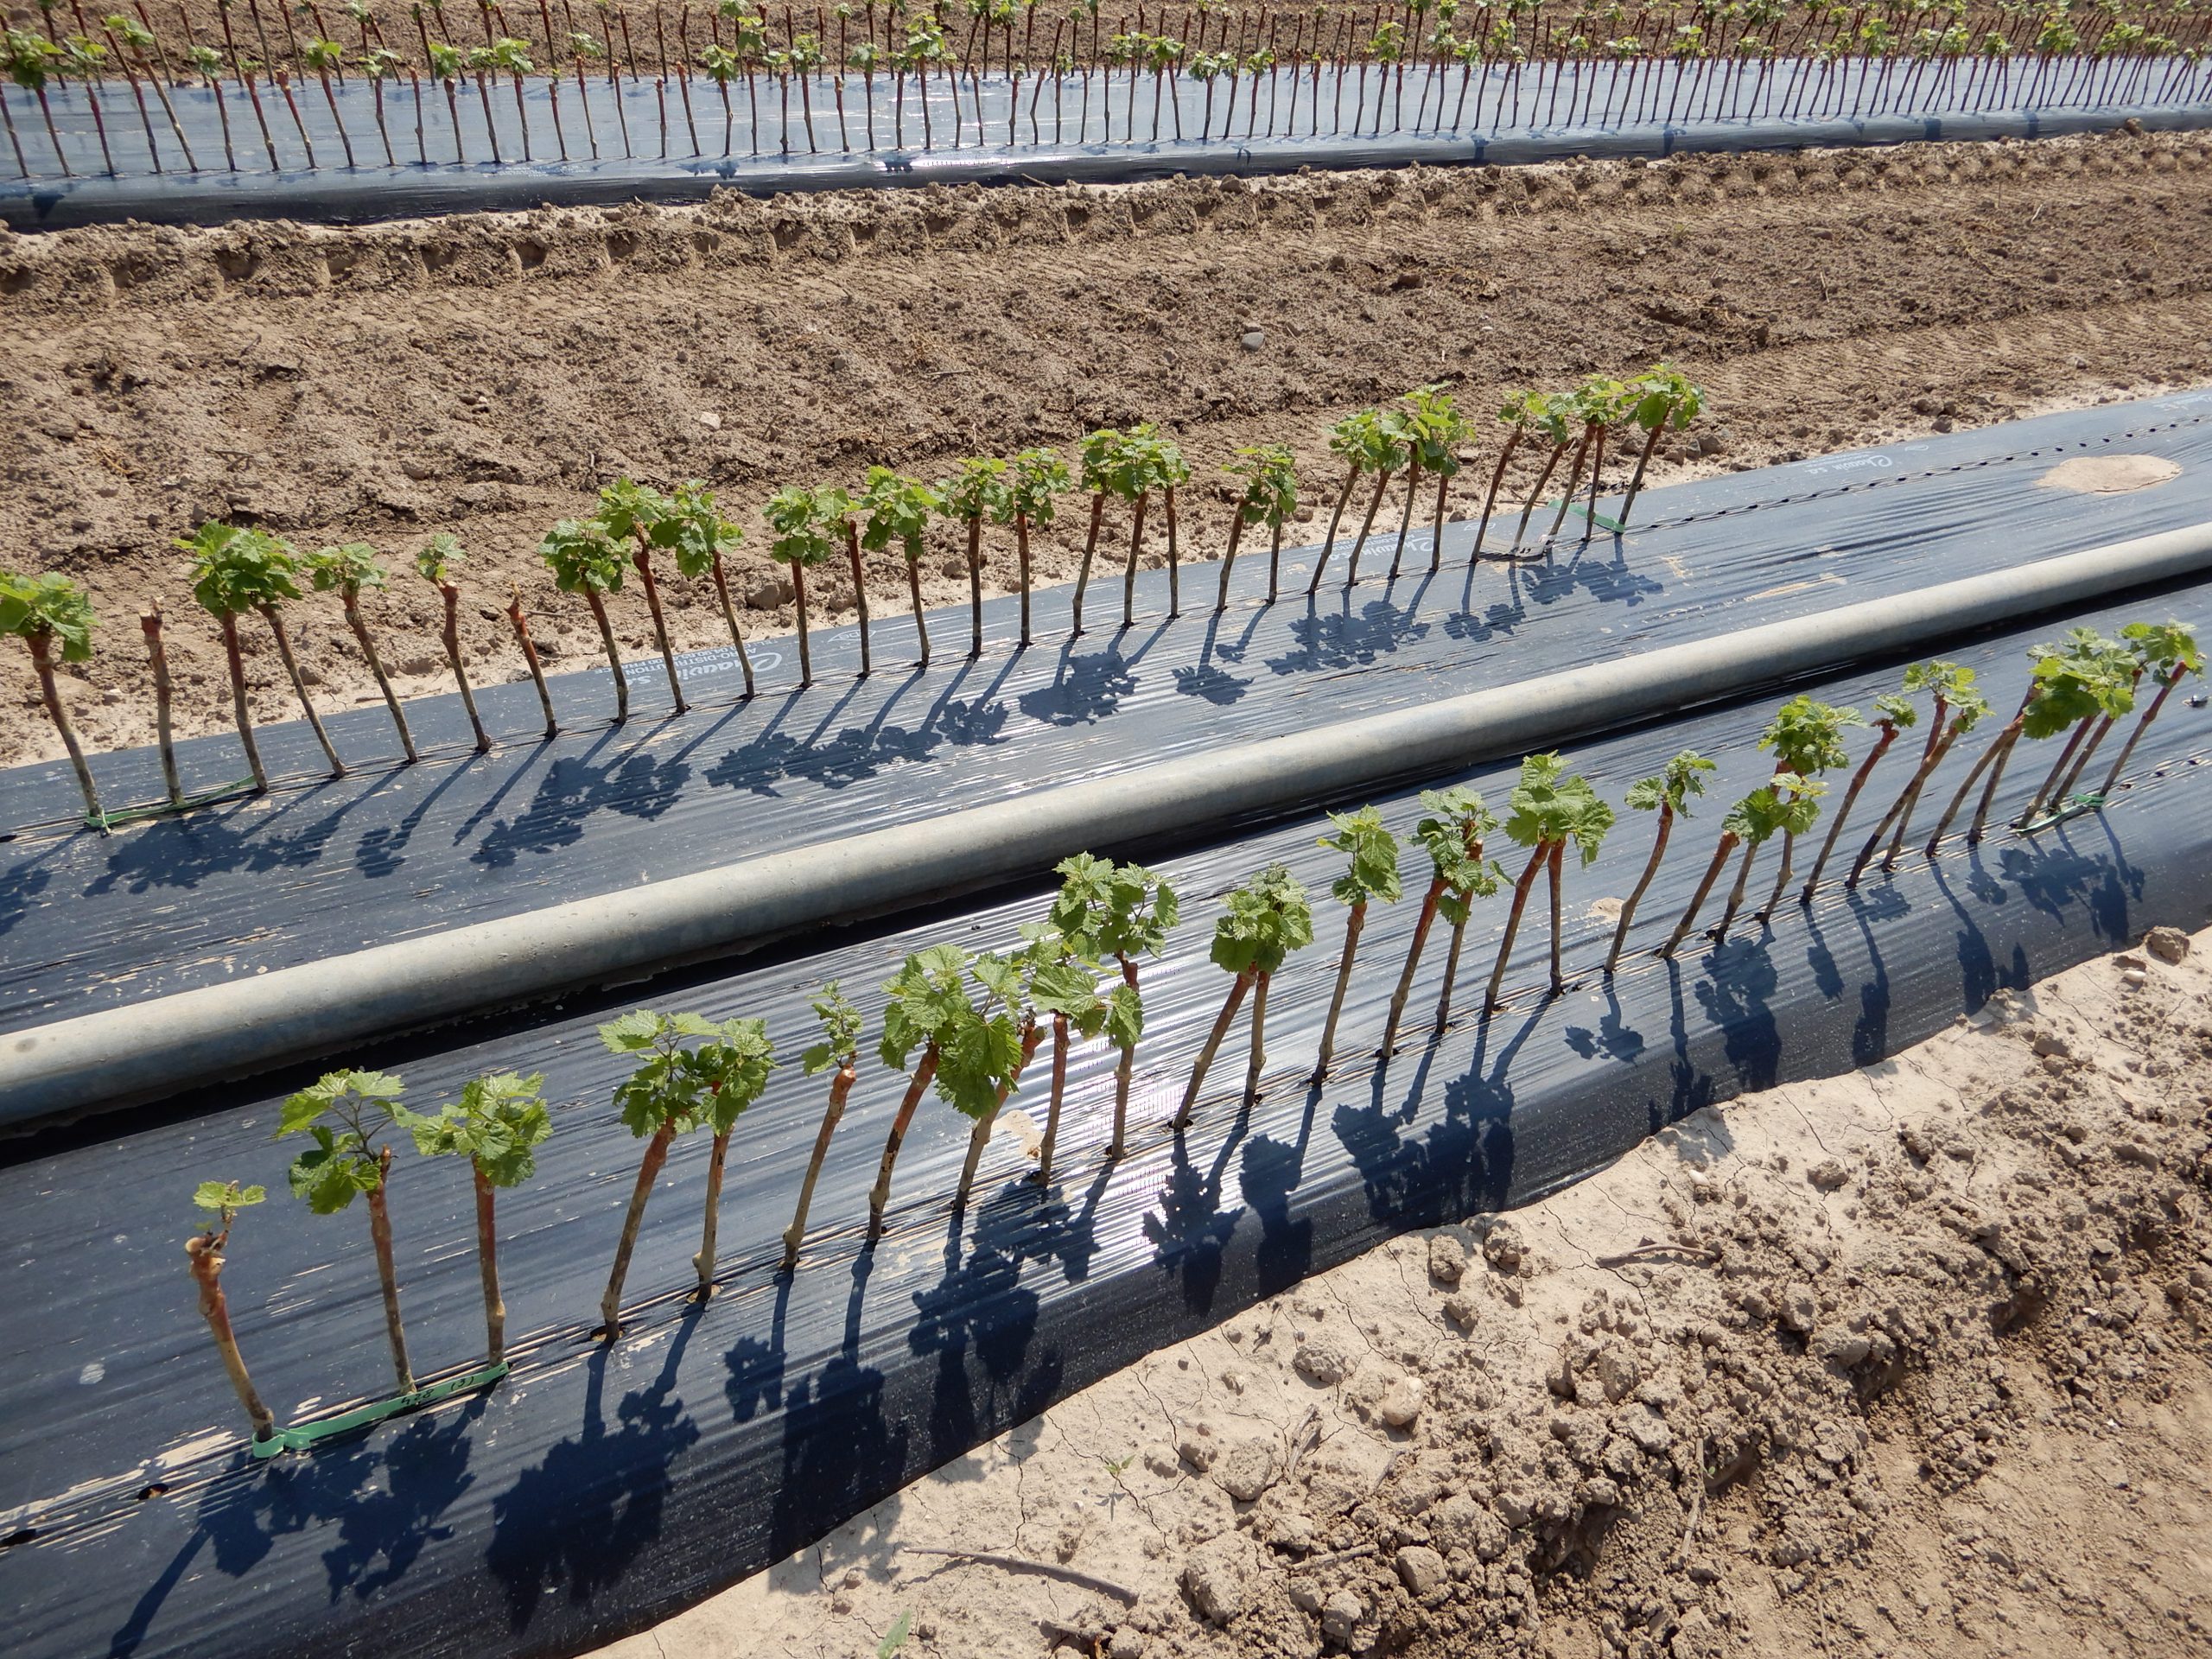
[177, 624, 2200, 1452]
[7, 0, 2209, 180]
[5, 369, 1701, 828]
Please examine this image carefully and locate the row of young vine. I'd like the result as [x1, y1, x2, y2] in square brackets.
[6, 0, 2206, 176]
[179, 614, 2203, 1445]
[4, 365, 1702, 830]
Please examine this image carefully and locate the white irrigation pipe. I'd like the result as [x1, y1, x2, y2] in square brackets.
[9, 520, 2212, 1129]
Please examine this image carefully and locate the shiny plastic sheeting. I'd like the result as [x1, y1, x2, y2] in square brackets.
[2, 581, 2207, 1659]
[3, 391, 2209, 1038]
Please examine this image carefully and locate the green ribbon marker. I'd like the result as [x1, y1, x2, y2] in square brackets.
[250, 1360, 508, 1459]
[2015, 791, 2107, 837]
[1552, 499, 1630, 536]
[87, 778, 261, 832]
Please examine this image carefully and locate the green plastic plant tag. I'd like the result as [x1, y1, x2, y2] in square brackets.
[249, 1360, 508, 1459]
[1552, 498, 1629, 535]
[2014, 791, 2107, 837]
[88, 778, 261, 832]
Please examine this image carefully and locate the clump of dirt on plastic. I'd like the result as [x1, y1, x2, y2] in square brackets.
[609, 926, 2212, 1658]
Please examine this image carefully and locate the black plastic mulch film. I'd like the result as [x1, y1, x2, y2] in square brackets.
[3, 395, 2210, 1659]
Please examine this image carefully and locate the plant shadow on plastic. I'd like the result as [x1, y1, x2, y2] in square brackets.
[79, 791, 361, 898]
[473, 744, 694, 868]
[1977, 831, 2144, 940]
[1265, 594, 1433, 676]
[704, 695, 1012, 797]
[10, 569, 1646, 963]
[485, 1329, 704, 1630]
[110, 1400, 490, 1656]
[0, 854, 53, 939]
[1018, 647, 1141, 728]
[722, 1255, 918, 1566]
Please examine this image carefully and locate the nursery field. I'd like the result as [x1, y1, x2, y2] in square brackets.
[3, 89, 2212, 1659]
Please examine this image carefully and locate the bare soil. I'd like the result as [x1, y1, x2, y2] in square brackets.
[600, 925, 2212, 1659]
[3, 127, 2211, 768]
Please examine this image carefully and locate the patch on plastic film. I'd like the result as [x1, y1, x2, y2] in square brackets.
[2037, 454, 2183, 494]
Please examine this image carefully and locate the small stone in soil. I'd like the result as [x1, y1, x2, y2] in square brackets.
[1620, 1404, 1674, 1452]
[1780, 1287, 1818, 1332]
[1593, 1344, 1640, 1403]
[1481, 1222, 1526, 1273]
[1176, 1426, 1218, 1471]
[1380, 1376, 1426, 1429]
[1180, 1540, 1252, 1625]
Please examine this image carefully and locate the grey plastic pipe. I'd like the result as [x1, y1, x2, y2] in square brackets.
[9, 520, 2212, 1128]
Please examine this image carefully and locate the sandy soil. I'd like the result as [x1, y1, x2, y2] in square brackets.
[596, 924, 2212, 1659]
[3, 127, 2210, 768]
